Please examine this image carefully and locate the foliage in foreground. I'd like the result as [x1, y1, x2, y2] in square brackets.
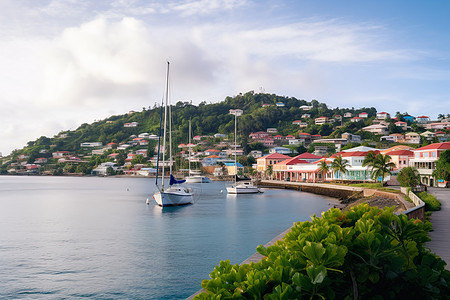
[196, 204, 450, 299]
[417, 192, 441, 211]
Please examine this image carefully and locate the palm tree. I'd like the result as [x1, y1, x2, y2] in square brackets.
[362, 151, 378, 169]
[317, 160, 330, 182]
[331, 155, 350, 183]
[371, 154, 396, 183]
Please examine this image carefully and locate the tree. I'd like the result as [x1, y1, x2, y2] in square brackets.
[362, 151, 378, 170]
[370, 154, 396, 183]
[397, 167, 421, 187]
[265, 165, 273, 180]
[432, 149, 450, 181]
[317, 160, 330, 182]
[330, 155, 350, 183]
[106, 166, 116, 176]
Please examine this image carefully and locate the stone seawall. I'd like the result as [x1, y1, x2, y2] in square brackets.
[258, 181, 363, 201]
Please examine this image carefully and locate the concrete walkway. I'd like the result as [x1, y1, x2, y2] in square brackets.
[426, 187, 450, 270]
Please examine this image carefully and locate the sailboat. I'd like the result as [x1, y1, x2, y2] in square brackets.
[153, 62, 194, 207]
[226, 109, 261, 194]
[185, 120, 210, 183]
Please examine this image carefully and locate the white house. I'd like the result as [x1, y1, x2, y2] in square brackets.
[269, 146, 292, 155]
[376, 112, 390, 119]
[80, 142, 102, 148]
[92, 162, 119, 176]
[359, 112, 368, 118]
[124, 122, 139, 127]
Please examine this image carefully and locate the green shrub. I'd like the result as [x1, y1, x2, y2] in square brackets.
[196, 204, 450, 299]
[417, 192, 441, 211]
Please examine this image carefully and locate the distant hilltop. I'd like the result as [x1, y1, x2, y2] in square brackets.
[1, 91, 448, 175]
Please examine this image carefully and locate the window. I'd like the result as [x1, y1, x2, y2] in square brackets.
[423, 152, 429, 158]
[432, 152, 437, 157]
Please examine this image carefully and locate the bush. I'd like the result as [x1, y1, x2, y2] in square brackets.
[417, 192, 441, 211]
[196, 204, 450, 299]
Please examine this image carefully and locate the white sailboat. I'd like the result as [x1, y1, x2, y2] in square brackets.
[226, 109, 261, 194]
[185, 120, 210, 183]
[153, 62, 194, 207]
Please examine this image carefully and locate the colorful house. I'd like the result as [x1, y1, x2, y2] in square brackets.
[410, 142, 450, 186]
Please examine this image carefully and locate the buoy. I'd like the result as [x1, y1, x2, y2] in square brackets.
[146, 198, 150, 205]
[220, 189, 223, 193]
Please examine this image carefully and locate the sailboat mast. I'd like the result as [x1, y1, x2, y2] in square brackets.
[162, 61, 170, 190]
[189, 119, 192, 175]
[234, 113, 237, 183]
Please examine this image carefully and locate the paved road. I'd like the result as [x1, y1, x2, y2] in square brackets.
[426, 187, 450, 270]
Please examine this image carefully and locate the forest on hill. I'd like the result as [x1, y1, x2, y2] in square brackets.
[3, 90, 386, 167]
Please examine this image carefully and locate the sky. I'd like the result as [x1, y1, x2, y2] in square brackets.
[1, 0, 450, 156]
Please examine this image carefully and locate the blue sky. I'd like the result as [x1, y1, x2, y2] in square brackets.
[1, 0, 449, 156]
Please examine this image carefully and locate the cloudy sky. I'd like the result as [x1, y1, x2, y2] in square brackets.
[1, 0, 450, 156]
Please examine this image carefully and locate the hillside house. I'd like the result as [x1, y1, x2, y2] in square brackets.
[276, 102, 285, 107]
[405, 132, 421, 144]
[341, 132, 362, 143]
[204, 149, 220, 156]
[421, 131, 435, 140]
[351, 117, 363, 123]
[52, 151, 70, 158]
[301, 114, 311, 119]
[362, 124, 389, 135]
[249, 150, 262, 158]
[417, 116, 430, 123]
[269, 147, 292, 155]
[409, 142, 450, 186]
[395, 121, 408, 131]
[315, 116, 330, 125]
[124, 122, 138, 127]
[81, 142, 102, 147]
[403, 115, 415, 123]
[425, 121, 450, 130]
[300, 105, 313, 111]
[359, 112, 368, 118]
[267, 128, 278, 134]
[344, 112, 353, 118]
[376, 112, 390, 119]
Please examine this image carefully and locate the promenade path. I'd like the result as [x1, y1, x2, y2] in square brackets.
[426, 187, 450, 270]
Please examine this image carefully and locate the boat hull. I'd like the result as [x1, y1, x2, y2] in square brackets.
[185, 176, 210, 183]
[153, 188, 194, 206]
[226, 182, 261, 194]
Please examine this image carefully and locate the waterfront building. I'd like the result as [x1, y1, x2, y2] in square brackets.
[256, 153, 291, 173]
[409, 142, 450, 187]
[376, 112, 390, 119]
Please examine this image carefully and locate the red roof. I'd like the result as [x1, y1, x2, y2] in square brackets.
[415, 142, 450, 151]
[417, 116, 429, 118]
[205, 149, 220, 152]
[311, 134, 321, 137]
[378, 112, 388, 114]
[274, 158, 310, 165]
[274, 135, 283, 138]
[259, 153, 291, 160]
[386, 150, 414, 156]
[296, 152, 323, 159]
[435, 131, 445, 134]
[298, 132, 311, 136]
[107, 142, 116, 145]
[205, 155, 220, 158]
[331, 150, 380, 158]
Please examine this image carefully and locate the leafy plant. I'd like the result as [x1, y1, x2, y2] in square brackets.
[196, 204, 450, 299]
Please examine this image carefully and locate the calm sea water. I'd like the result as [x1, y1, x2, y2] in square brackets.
[0, 176, 336, 299]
